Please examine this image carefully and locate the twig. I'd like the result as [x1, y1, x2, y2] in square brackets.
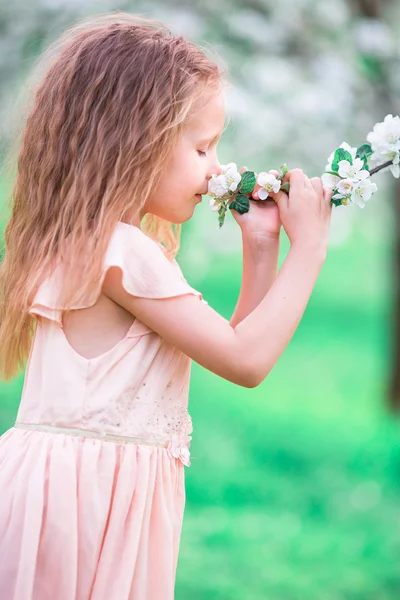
[370, 159, 394, 176]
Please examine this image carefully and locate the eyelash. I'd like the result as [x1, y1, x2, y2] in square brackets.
[197, 150, 207, 157]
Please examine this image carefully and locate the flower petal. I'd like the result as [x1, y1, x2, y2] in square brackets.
[256, 172, 269, 186]
[338, 160, 351, 178]
[391, 163, 400, 178]
[321, 173, 340, 190]
[357, 170, 371, 181]
[258, 188, 269, 200]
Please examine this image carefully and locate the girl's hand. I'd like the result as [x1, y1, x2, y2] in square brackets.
[230, 167, 282, 240]
[269, 168, 332, 251]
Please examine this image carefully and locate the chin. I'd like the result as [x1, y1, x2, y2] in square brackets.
[169, 217, 191, 225]
[183, 208, 197, 223]
[148, 204, 195, 225]
[180, 212, 195, 224]
[167, 208, 196, 225]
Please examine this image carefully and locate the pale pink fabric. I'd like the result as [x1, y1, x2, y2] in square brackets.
[0, 222, 204, 600]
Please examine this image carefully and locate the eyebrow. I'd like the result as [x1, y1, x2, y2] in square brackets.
[198, 131, 223, 145]
[196, 117, 230, 145]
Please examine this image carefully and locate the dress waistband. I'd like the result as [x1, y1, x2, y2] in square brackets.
[14, 422, 169, 448]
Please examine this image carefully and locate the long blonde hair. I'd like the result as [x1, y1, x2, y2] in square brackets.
[0, 12, 224, 380]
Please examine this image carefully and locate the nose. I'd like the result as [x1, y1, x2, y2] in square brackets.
[214, 162, 222, 177]
[206, 159, 222, 180]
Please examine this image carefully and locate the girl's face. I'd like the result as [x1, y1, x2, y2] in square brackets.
[144, 87, 225, 224]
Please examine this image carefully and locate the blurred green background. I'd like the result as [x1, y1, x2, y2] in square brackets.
[1, 1, 400, 598]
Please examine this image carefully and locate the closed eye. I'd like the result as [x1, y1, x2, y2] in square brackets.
[197, 150, 207, 157]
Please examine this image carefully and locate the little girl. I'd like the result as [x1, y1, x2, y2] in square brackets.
[0, 12, 332, 600]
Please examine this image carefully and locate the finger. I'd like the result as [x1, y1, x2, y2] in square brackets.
[230, 207, 243, 223]
[303, 175, 313, 188]
[309, 177, 323, 195]
[323, 187, 334, 205]
[283, 168, 305, 188]
[268, 188, 288, 208]
[310, 177, 324, 196]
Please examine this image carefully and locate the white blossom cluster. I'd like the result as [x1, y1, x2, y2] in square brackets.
[322, 142, 377, 208]
[207, 164, 282, 214]
[208, 115, 400, 217]
[367, 114, 400, 179]
[208, 163, 241, 212]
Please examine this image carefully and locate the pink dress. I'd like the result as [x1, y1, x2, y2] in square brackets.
[0, 222, 205, 600]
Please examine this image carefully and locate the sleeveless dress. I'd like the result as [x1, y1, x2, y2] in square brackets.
[0, 222, 205, 600]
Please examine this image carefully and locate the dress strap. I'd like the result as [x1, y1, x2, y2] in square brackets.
[14, 422, 169, 448]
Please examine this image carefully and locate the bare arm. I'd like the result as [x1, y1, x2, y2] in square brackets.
[233, 240, 326, 385]
[102, 239, 325, 389]
[229, 233, 280, 328]
[103, 169, 331, 389]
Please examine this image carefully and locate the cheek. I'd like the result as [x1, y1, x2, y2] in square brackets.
[148, 155, 201, 207]
[172, 164, 200, 195]
[188, 156, 205, 183]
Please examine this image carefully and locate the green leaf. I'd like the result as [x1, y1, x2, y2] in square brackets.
[279, 163, 289, 178]
[238, 171, 256, 194]
[356, 143, 373, 170]
[280, 182, 290, 193]
[218, 207, 226, 228]
[229, 194, 250, 215]
[331, 148, 353, 172]
[330, 188, 344, 207]
[356, 143, 373, 159]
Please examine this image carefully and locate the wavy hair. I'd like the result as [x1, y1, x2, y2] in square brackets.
[0, 12, 224, 380]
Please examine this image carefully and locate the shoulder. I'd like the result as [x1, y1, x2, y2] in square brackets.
[111, 222, 166, 253]
[107, 221, 177, 267]
[103, 221, 203, 301]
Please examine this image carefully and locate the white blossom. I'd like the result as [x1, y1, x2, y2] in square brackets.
[221, 162, 242, 192]
[351, 178, 378, 208]
[256, 172, 281, 200]
[323, 138, 380, 209]
[367, 114, 400, 179]
[207, 163, 241, 198]
[208, 174, 229, 198]
[208, 198, 223, 212]
[338, 158, 370, 182]
[321, 173, 340, 190]
[332, 175, 377, 208]
[337, 178, 357, 197]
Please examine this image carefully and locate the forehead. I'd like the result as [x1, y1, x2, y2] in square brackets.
[185, 87, 226, 137]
